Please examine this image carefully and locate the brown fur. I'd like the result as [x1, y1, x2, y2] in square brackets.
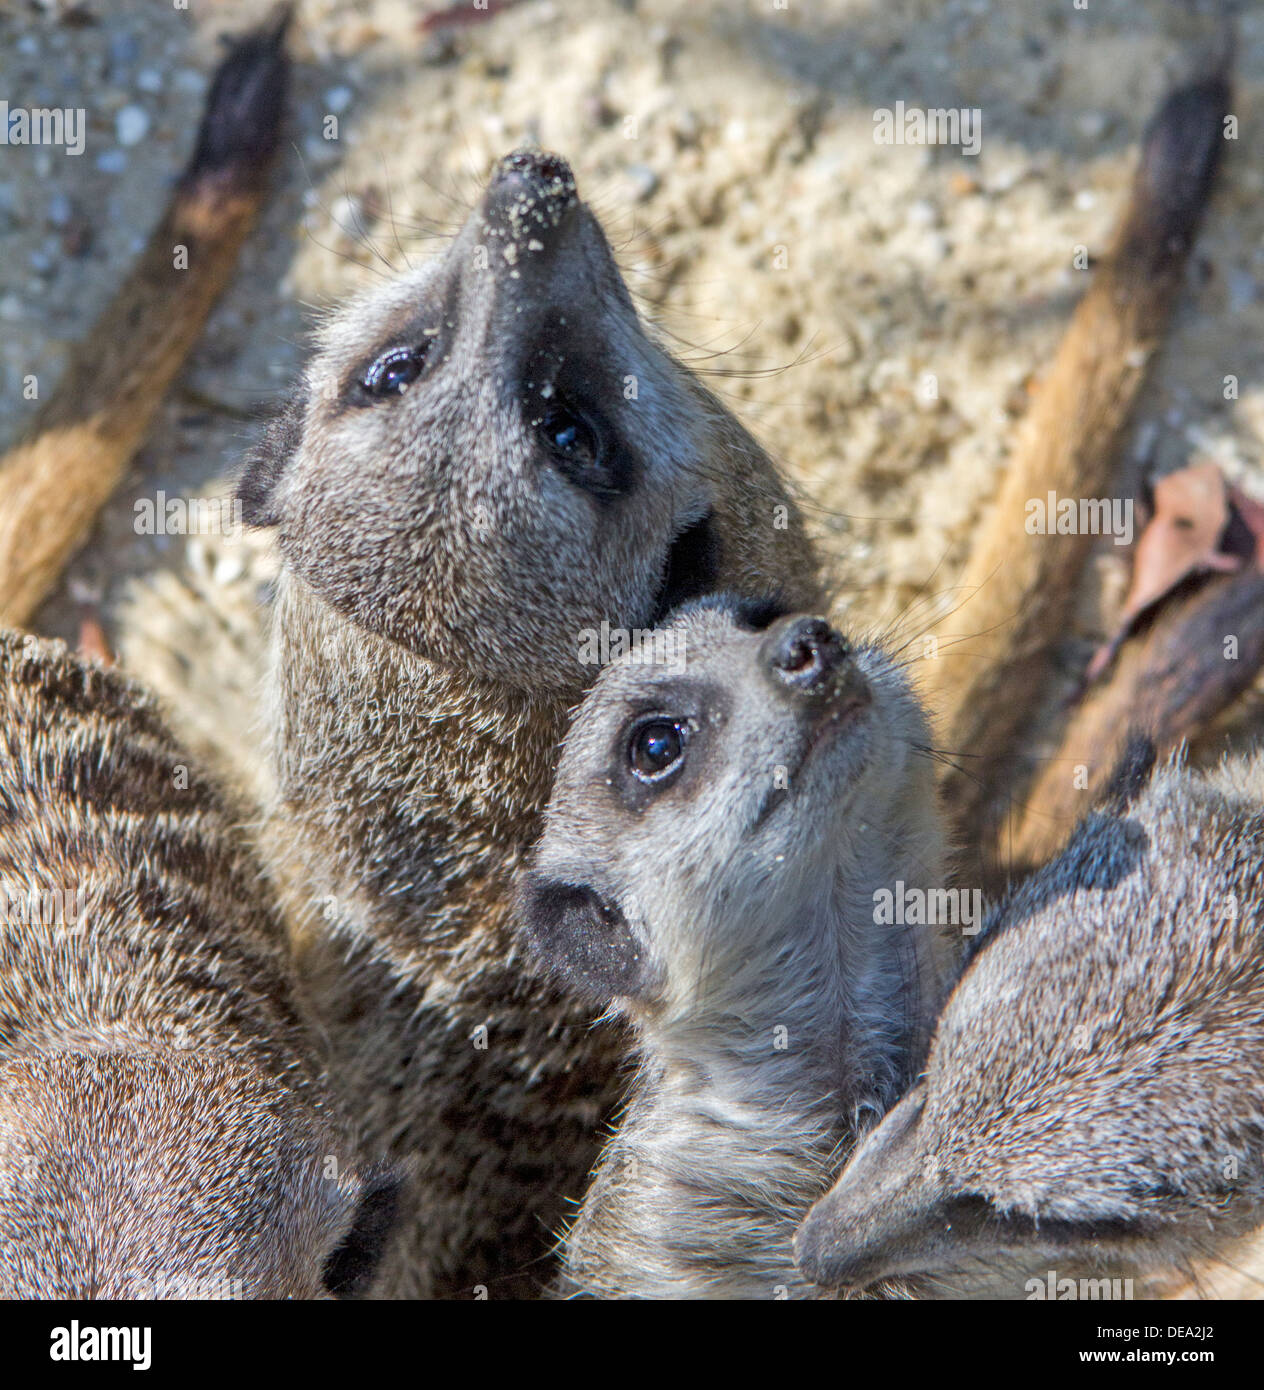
[795, 752, 1264, 1298]
[240, 152, 821, 1296]
[0, 630, 393, 1299]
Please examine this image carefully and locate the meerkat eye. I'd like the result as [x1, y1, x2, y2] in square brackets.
[535, 401, 602, 473]
[360, 343, 430, 399]
[629, 718, 688, 784]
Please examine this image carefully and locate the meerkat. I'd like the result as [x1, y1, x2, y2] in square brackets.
[233, 150, 822, 1297]
[0, 630, 398, 1299]
[516, 595, 946, 1298]
[793, 744, 1264, 1299]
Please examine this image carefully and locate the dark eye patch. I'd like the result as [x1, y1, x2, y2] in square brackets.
[517, 322, 637, 500]
[527, 390, 630, 500]
[610, 683, 728, 811]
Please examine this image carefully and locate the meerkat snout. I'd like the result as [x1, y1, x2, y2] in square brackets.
[791, 1089, 963, 1293]
[762, 613, 871, 731]
[480, 148, 580, 241]
[765, 614, 851, 691]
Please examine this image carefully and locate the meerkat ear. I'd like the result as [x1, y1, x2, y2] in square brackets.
[321, 1163, 407, 1298]
[516, 872, 653, 1003]
[236, 383, 308, 528]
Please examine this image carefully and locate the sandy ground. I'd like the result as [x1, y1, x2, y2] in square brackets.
[1, 0, 1263, 732]
[2, 0, 1264, 1301]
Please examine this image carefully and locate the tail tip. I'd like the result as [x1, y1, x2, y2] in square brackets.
[183, 3, 295, 186]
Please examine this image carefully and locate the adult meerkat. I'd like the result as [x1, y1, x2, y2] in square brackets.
[0, 631, 397, 1299]
[235, 150, 821, 1297]
[794, 746, 1264, 1299]
[517, 596, 946, 1298]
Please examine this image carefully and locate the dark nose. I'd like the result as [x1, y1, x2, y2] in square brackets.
[480, 148, 579, 243]
[765, 616, 850, 692]
[792, 1214, 847, 1291]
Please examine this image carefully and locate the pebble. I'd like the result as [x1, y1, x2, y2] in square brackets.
[116, 105, 150, 147]
[420, 32, 459, 66]
[1074, 189, 1096, 211]
[109, 32, 141, 66]
[95, 150, 127, 174]
[330, 194, 363, 233]
[949, 171, 980, 197]
[988, 163, 1024, 194]
[16, 35, 39, 58]
[1077, 111, 1109, 141]
[47, 192, 72, 227]
[325, 85, 354, 115]
[213, 549, 245, 588]
[302, 135, 339, 166]
[136, 67, 164, 94]
[1227, 269, 1257, 314]
[672, 109, 702, 148]
[624, 164, 660, 203]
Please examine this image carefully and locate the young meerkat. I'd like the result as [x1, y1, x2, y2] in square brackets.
[794, 746, 1264, 1299]
[517, 596, 946, 1298]
[236, 151, 821, 1296]
[0, 631, 397, 1300]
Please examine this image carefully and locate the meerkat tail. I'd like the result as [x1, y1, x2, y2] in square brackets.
[0, 5, 292, 630]
[922, 63, 1230, 852]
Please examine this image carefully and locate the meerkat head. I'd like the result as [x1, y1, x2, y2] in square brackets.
[0, 1049, 403, 1299]
[517, 594, 938, 1019]
[794, 781, 1264, 1292]
[237, 151, 816, 694]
